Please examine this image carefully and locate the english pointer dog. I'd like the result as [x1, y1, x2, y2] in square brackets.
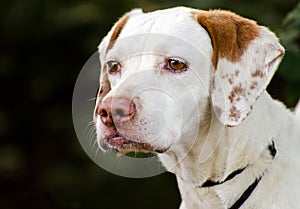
[93, 7, 300, 209]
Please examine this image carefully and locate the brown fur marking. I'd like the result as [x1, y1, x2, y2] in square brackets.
[233, 86, 245, 96]
[250, 81, 258, 90]
[195, 10, 260, 69]
[251, 69, 264, 78]
[228, 86, 246, 103]
[229, 106, 240, 121]
[98, 69, 112, 101]
[106, 14, 130, 53]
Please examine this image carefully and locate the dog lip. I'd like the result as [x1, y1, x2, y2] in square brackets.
[101, 133, 169, 154]
[107, 135, 131, 146]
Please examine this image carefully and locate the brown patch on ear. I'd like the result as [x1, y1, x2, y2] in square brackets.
[106, 14, 130, 53]
[195, 10, 259, 69]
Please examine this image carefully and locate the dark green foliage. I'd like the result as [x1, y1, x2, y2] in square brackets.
[278, 2, 300, 105]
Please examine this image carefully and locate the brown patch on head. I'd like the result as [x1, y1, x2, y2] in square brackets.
[194, 10, 259, 69]
[106, 14, 130, 53]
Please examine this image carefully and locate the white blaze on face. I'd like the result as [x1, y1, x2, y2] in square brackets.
[96, 7, 214, 152]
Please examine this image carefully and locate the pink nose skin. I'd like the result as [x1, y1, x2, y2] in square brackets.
[96, 97, 136, 127]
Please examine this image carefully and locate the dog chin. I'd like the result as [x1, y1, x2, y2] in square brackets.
[98, 134, 169, 155]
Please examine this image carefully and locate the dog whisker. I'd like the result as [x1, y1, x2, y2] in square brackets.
[87, 97, 97, 102]
[93, 146, 100, 160]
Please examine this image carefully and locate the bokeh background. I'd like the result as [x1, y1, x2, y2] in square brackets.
[1, 0, 299, 209]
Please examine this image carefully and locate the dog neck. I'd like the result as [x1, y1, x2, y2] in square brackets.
[163, 92, 283, 182]
[160, 91, 294, 208]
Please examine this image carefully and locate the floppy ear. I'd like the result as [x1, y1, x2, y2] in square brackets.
[196, 10, 284, 126]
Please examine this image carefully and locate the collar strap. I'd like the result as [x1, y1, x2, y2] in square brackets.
[201, 167, 246, 187]
[268, 140, 277, 158]
[200, 141, 276, 208]
[228, 176, 262, 209]
[201, 140, 276, 188]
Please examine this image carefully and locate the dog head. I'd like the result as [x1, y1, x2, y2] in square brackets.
[94, 7, 284, 155]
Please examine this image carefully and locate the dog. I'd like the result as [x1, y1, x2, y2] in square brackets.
[93, 7, 300, 208]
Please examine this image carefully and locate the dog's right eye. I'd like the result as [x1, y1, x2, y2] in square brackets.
[164, 58, 188, 73]
[106, 60, 121, 74]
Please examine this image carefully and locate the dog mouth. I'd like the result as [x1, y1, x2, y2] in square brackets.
[99, 133, 168, 155]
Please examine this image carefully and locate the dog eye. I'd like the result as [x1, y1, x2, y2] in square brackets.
[106, 60, 121, 74]
[167, 58, 187, 73]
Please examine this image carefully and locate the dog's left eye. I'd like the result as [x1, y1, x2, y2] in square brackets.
[166, 58, 187, 73]
[106, 60, 121, 74]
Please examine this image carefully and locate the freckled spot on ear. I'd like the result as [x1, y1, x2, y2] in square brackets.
[228, 86, 246, 103]
[228, 91, 235, 103]
[235, 70, 240, 77]
[229, 106, 240, 121]
[251, 69, 264, 78]
[233, 86, 245, 96]
[228, 78, 233, 84]
[250, 81, 258, 90]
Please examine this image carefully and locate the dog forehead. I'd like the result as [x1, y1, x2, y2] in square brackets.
[118, 7, 211, 49]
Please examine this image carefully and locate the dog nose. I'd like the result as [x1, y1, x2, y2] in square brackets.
[96, 97, 136, 127]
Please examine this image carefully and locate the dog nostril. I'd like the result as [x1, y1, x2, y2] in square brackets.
[98, 107, 114, 127]
[115, 109, 125, 117]
[97, 98, 137, 126]
[99, 109, 108, 117]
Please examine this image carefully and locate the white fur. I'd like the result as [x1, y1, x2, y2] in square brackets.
[295, 100, 300, 117]
[95, 7, 300, 208]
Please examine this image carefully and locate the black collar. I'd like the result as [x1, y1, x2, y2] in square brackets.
[201, 167, 246, 187]
[200, 141, 277, 209]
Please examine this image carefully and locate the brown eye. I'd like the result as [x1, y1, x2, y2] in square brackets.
[106, 60, 121, 74]
[167, 58, 187, 72]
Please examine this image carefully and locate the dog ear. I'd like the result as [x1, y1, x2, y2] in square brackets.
[96, 9, 142, 103]
[196, 10, 284, 126]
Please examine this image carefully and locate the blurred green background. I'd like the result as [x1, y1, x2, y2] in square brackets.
[0, 0, 299, 209]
